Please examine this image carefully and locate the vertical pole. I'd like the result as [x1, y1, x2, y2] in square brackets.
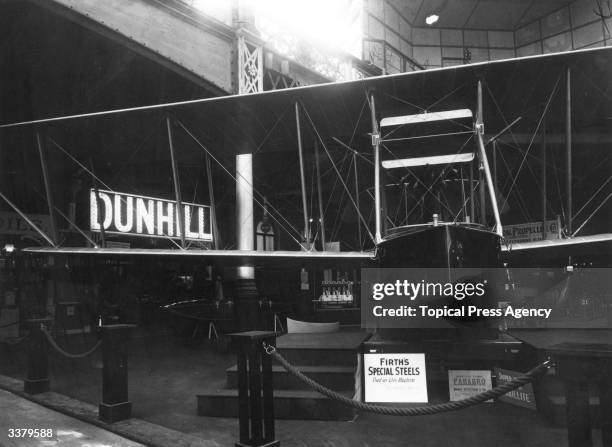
[206, 153, 220, 249]
[460, 167, 467, 222]
[478, 80, 486, 223]
[370, 93, 382, 244]
[476, 80, 503, 236]
[469, 162, 475, 223]
[89, 158, 106, 248]
[166, 116, 185, 248]
[236, 348, 249, 444]
[314, 140, 326, 248]
[541, 110, 547, 240]
[295, 102, 310, 248]
[99, 324, 136, 423]
[479, 164, 486, 223]
[248, 345, 263, 444]
[261, 339, 276, 444]
[492, 140, 498, 192]
[352, 151, 362, 248]
[566, 68, 573, 236]
[24, 318, 50, 394]
[231, 332, 279, 447]
[36, 132, 58, 244]
[235, 153, 258, 330]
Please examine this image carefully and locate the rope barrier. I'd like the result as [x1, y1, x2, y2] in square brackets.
[263, 342, 553, 416]
[42, 329, 102, 359]
[0, 335, 27, 345]
[0, 320, 19, 329]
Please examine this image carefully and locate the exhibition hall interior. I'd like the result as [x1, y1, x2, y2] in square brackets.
[0, 0, 611, 446]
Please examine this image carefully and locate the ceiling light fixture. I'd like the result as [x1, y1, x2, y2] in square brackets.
[425, 14, 439, 25]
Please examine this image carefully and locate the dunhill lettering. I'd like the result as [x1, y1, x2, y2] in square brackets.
[90, 189, 212, 242]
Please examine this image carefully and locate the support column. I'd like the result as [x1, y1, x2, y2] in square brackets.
[236, 153, 258, 330]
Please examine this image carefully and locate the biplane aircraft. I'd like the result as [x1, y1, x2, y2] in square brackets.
[0, 46, 611, 335]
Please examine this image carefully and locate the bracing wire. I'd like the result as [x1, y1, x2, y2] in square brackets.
[47, 137, 183, 249]
[174, 119, 305, 248]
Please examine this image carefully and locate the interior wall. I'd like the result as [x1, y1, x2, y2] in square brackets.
[515, 0, 610, 57]
[362, 0, 610, 71]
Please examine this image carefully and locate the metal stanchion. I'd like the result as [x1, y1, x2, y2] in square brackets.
[24, 318, 51, 394]
[98, 324, 136, 423]
[231, 331, 279, 447]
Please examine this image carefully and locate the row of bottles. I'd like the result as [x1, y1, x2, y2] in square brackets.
[319, 280, 354, 304]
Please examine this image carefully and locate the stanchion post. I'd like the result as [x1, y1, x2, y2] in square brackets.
[24, 318, 51, 394]
[230, 331, 279, 447]
[98, 324, 136, 423]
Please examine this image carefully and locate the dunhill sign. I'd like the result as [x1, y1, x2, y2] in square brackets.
[90, 189, 212, 241]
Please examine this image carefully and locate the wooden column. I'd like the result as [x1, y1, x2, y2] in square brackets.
[231, 331, 279, 447]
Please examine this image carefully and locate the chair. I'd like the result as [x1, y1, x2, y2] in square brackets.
[285, 318, 339, 334]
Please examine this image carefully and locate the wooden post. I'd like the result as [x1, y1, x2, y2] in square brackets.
[98, 324, 136, 423]
[231, 331, 279, 447]
[24, 318, 51, 394]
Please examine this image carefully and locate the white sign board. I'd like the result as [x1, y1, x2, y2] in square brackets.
[0, 212, 51, 236]
[503, 218, 560, 243]
[448, 370, 492, 401]
[90, 189, 212, 242]
[364, 353, 428, 403]
[495, 368, 536, 409]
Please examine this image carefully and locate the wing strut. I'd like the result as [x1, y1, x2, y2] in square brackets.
[0, 191, 56, 247]
[314, 140, 326, 247]
[476, 80, 503, 236]
[298, 102, 375, 245]
[36, 131, 59, 245]
[566, 68, 573, 235]
[369, 93, 382, 244]
[295, 102, 310, 248]
[166, 117, 186, 249]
